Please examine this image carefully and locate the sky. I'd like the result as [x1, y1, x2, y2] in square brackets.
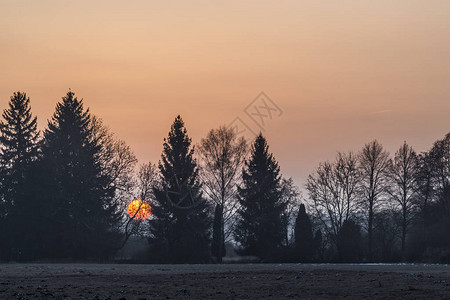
[1, 0, 450, 191]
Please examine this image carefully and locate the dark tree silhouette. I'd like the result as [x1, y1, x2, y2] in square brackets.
[4, 89, 450, 264]
[416, 152, 435, 223]
[0, 92, 39, 260]
[412, 133, 450, 262]
[373, 210, 401, 261]
[197, 126, 247, 262]
[91, 116, 138, 212]
[211, 204, 226, 260]
[358, 140, 391, 261]
[306, 152, 359, 243]
[294, 204, 314, 262]
[234, 134, 287, 260]
[337, 219, 363, 262]
[389, 142, 418, 259]
[149, 115, 211, 263]
[90, 116, 139, 250]
[40, 90, 120, 259]
[313, 229, 323, 260]
[429, 133, 450, 215]
[280, 177, 301, 247]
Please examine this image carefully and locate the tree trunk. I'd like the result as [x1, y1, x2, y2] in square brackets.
[401, 209, 407, 261]
[218, 205, 224, 263]
[368, 200, 373, 261]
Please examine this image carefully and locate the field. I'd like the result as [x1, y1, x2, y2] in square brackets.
[0, 263, 449, 299]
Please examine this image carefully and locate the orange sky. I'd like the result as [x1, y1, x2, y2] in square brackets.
[1, 1, 450, 189]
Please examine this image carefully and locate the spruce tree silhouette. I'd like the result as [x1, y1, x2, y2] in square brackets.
[234, 133, 287, 260]
[0, 92, 39, 260]
[41, 90, 120, 259]
[149, 115, 211, 263]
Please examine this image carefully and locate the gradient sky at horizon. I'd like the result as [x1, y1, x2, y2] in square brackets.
[1, 0, 450, 191]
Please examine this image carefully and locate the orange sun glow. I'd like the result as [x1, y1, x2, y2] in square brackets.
[127, 199, 151, 220]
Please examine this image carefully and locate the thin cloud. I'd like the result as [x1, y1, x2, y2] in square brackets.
[369, 109, 392, 115]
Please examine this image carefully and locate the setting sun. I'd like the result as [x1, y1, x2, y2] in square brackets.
[127, 200, 151, 220]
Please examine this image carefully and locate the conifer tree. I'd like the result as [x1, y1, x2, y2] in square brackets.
[234, 134, 287, 259]
[294, 204, 314, 262]
[0, 92, 39, 258]
[149, 115, 211, 263]
[41, 90, 120, 258]
[0, 92, 39, 208]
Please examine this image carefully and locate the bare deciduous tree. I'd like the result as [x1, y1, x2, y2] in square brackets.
[416, 152, 435, 221]
[197, 126, 247, 261]
[358, 140, 391, 260]
[136, 162, 158, 201]
[280, 177, 301, 246]
[306, 152, 359, 243]
[389, 142, 418, 258]
[118, 162, 159, 249]
[429, 133, 450, 214]
[91, 116, 142, 250]
[91, 116, 138, 205]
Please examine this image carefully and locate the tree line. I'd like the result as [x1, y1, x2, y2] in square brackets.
[0, 90, 448, 263]
[306, 138, 450, 263]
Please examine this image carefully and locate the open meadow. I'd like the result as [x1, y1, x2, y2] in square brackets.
[0, 263, 449, 299]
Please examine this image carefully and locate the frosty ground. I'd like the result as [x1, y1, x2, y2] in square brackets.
[0, 263, 449, 299]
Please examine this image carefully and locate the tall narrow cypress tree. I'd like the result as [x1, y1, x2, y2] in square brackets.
[149, 115, 211, 263]
[294, 204, 314, 262]
[41, 90, 119, 259]
[234, 134, 287, 260]
[0, 92, 39, 259]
